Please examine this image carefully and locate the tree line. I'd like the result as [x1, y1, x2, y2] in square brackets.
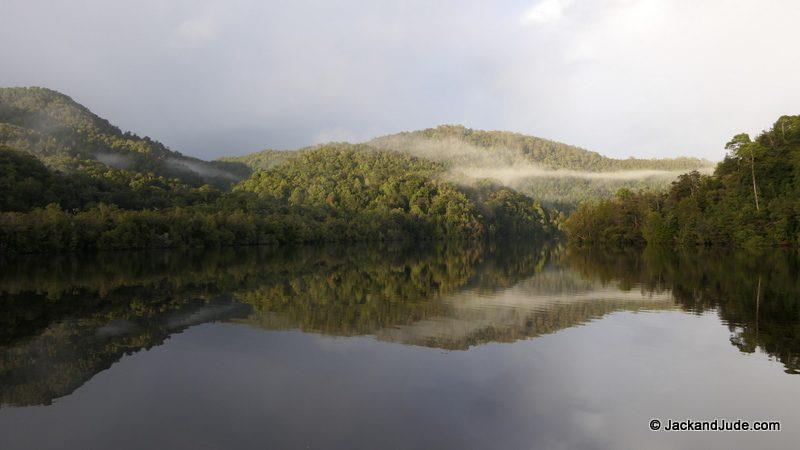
[0, 144, 557, 254]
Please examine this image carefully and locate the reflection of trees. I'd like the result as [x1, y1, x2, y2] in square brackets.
[237, 241, 557, 338]
[0, 242, 522, 406]
[0, 300, 248, 407]
[237, 242, 674, 350]
[8, 241, 785, 408]
[563, 246, 800, 374]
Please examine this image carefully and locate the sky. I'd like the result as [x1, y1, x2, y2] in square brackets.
[1, 0, 799, 161]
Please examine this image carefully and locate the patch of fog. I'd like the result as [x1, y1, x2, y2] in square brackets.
[165, 157, 239, 181]
[94, 151, 133, 169]
[455, 165, 715, 184]
[370, 135, 714, 186]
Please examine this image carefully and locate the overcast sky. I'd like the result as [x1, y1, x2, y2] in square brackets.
[1, 0, 798, 160]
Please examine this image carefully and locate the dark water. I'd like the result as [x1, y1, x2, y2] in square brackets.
[0, 243, 798, 449]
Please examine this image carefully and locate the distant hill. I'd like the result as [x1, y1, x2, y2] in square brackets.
[0, 87, 250, 187]
[368, 125, 712, 172]
[228, 125, 713, 208]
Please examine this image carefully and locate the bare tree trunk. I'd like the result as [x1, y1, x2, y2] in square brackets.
[750, 149, 760, 211]
[782, 121, 787, 143]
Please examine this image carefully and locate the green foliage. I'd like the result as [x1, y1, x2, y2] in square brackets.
[235, 144, 556, 242]
[0, 145, 57, 211]
[565, 115, 800, 248]
[0, 145, 222, 212]
[218, 148, 295, 171]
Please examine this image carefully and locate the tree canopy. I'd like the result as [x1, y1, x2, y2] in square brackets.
[565, 115, 800, 248]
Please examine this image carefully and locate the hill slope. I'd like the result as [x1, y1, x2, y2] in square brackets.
[0, 87, 250, 187]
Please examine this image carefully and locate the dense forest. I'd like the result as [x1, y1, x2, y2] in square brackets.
[0, 88, 560, 254]
[565, 115, 800, 248]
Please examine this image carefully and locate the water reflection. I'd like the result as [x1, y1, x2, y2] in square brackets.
[564, 246, 800, 374]
[1, 242, 799, 411]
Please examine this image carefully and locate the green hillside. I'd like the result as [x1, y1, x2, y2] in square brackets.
[0, 87, 250, 187]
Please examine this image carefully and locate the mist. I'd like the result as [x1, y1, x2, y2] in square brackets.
[94, 151, 133, 170]
[165, 158, 239, 181]
[455, 165, 714, 184]
[369, 134, 711, 189]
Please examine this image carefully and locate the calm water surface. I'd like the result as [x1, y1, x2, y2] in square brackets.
[0, 243, 798, 449]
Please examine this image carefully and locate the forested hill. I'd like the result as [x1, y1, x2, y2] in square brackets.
[368, 125, 712, 172]
[0, 87, 250, 187]
[226, 125, 713, 208]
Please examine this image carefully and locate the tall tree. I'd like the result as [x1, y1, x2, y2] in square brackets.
[725, 133, 759, 211]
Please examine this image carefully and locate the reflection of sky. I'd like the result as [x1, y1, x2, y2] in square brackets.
[1, 311, 797, 450]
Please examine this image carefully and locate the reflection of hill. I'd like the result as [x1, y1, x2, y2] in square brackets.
[7, 241, 667, 406]
[241, 265, 674, 350]
[374, 268, 673, 350]
[234, 242, 550, 338]
[0, 242, 526, 406]
[0, 300, 249, 407]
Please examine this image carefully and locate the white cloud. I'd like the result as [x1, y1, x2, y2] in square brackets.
[520, 0, 573, 25]
[2, 0, 799, 160]
[173, 16, 218, 46]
